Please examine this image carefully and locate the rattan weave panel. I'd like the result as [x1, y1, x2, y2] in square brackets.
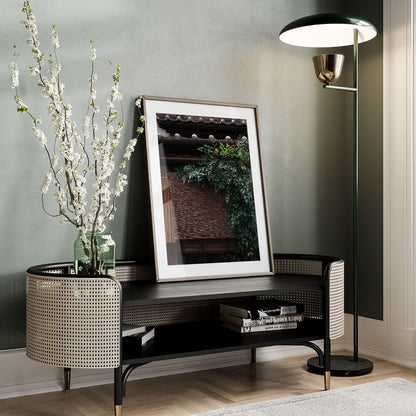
[123, 301, 217, 326]
[26, 273, 121, 368]
[329, 260, 344, 340]
[275, 259, 322, 276]
[114, 264, 155, 282]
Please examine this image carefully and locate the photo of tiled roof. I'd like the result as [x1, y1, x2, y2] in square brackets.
[156, 113, 247, 141]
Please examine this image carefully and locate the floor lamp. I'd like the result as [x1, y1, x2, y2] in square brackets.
[279, 14, 377, 376]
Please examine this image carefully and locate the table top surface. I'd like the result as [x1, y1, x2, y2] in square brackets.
[121, 274, 324, 305]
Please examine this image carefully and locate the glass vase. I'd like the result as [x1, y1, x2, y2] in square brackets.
[74, 231, 116, 276]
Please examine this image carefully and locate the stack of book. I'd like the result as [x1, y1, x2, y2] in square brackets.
[122, 323, 155, 345]
[219, 299, 304, 333]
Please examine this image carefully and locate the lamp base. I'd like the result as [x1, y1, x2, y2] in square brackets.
[307, 354, 373, 377]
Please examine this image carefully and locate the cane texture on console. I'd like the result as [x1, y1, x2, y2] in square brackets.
[273, 254, 344, 340]
[26, 267, 122, 368]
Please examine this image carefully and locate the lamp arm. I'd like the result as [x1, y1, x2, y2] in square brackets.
[323, 85, 357, 92]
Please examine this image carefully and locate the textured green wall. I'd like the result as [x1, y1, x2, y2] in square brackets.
[0, 0, 382, 350]
[340, 0, 383, 319]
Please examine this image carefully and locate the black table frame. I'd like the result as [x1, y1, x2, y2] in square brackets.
[115, 255, 335, 413]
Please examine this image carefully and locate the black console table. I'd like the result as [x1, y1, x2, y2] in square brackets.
[26, 254, 344, 416]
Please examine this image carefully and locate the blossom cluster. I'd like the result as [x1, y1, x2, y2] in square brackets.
[11, 1, 145, 240]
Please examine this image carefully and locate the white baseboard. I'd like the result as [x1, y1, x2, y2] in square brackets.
[0, 342, 331, 399]
[340, 314, 416, 368]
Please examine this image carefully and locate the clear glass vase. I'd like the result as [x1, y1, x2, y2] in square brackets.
[74, 231, 116, 276]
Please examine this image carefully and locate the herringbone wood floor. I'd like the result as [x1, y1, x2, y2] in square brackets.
[1, 352, 415, 416]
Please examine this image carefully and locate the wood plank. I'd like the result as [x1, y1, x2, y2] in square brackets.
[1, 352, 415, 416]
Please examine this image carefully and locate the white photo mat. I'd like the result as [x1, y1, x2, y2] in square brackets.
[142, 96, 273, 282]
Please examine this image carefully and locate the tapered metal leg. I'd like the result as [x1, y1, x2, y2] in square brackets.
[324, 371, 331, 390]
[64, 367, 71, 391]
[250, 348, 256, 364]
[115, 366, 123, 415]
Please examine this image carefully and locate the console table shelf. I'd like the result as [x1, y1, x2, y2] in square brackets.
[122, 319, 324, 365]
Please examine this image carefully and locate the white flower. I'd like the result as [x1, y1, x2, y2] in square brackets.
[52, 37, 60, 50]
[14, 95, 28, 113]
[135, 98, 142, 108]
[89, 74, 97, 85]
[51, 154, 59, 168]
[24, 18, 38, 37]
[51, 32, 60, 49]
[29, 65, 40, 76]
[11, 62, 19, 88]
[111, 85, 122, 101]
[114, 173, 128, 196]
[83, 115, 90, 137]
[41, 170, 53, 194]
[89, 46, 97, 62]
[32, 47, 42, 60]
[33, 127, 47, 147]
[51, 64, 61, 77]
[123, 138, 137, 160]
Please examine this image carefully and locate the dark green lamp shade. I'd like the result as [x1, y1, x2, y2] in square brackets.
[279, 13, 377, 47]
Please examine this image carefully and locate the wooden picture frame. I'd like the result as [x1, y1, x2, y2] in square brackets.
[142, 96, 273, 282]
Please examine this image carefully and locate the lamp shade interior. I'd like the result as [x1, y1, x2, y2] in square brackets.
[279, 13, 377, 47]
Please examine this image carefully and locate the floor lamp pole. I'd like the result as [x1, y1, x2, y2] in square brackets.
[307, 29, 374, 376]
[353, 27, 359, 362]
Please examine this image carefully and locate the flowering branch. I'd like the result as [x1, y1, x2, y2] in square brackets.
[11, 1, 145, 262]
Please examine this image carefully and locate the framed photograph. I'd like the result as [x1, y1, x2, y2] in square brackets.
[142, 96, 273, 282]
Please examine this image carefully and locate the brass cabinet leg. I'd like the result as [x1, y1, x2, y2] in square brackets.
[324, 370, 330, 390]
[114, 367, 123, 415]
[64, 368, 71, 391]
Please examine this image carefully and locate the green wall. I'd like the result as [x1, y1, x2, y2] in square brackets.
[0, 0, 382, 349]
[339, 0, 383, 319]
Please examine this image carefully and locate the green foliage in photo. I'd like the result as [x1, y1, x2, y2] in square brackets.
[176, 138, 259, 261]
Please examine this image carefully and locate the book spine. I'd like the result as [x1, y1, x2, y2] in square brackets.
[220, 313, 304, 327]
[279, 305, 298, 315]
[141, 328, 155, 345]
[223, 321, 297, 333]
[121, 324, 147, 337]
[258, 305, 298, 316]
[245, 322, 297, 332]
[219, 304, 251, 318]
